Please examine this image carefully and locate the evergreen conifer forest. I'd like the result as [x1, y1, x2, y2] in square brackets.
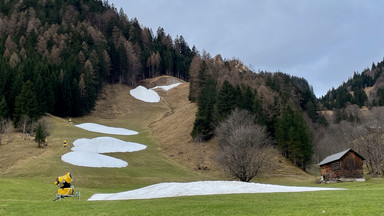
[0, 0, 195, 120]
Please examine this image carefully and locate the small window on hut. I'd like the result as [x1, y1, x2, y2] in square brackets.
[331, 161, 340, 171]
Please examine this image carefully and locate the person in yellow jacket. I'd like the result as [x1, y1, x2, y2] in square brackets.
[63, 140, 67, 147]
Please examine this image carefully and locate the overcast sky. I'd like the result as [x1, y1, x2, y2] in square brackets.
[110, 0, 384, 97]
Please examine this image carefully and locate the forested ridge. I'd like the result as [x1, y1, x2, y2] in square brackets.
[321, 59, 384, 110]
[0, 0, 195, 123]
[188, 54, 317, 169]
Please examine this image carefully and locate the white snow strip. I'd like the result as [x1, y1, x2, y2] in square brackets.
[75, 123, 138, 135]
[71, 137, 147, 153]
[130, 86, 160, 103]
[88, 181, 345, 201]
[62, 151, 128, 168]
[151, 83, 182, 91]
[62, 124, 146, 168]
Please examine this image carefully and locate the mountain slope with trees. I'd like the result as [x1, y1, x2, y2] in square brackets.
[2, 0, 384, 176]
[320, 59, 384, 111]
[188, 54, 325, 170]
[0, 0, 325, 172]
[0, 0, 195, 124]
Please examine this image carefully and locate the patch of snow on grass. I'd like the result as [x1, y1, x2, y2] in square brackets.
[75, 123, 138, 135]
[88, 181, 345, 201]
[130, 86, 160, 103]
[151, 83, 182, 91]
[71, 137, 147, 153]
[62, 151, 128, 168]
[62, 124, 147, 168]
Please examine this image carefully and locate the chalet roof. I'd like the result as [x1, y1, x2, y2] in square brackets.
[318, 149, 364, 166]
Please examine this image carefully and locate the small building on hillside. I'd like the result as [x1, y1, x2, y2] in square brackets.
[318, 149, 365, 182]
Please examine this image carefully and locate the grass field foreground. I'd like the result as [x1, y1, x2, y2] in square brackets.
[1, 177, 384, 215]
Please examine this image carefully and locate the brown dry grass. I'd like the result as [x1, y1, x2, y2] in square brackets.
[0, 115, 62, 175]
[0, 129, 45, 174]
[83, 84, 169, 129]
[0, 75, 312, 181]
[148, 76, 312, 181]
[139, 75, 183, 88]
[150, 81, 224, 177]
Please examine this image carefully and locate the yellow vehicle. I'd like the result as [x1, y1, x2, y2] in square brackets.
[54, 172, 80, 201]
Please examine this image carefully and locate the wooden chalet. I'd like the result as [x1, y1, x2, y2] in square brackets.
[318, 149, 365, 182]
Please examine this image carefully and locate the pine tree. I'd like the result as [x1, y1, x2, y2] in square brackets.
[13, 80, 40, 127]
[352, 88, 367, 108]
[305, 101, 316, 120]
[240, 85, 255, 113]
[34, 119, 52, 147]
[275, 107, 312, 169]
[191, 78, 217, 141]
[0, 97, 8, 120]
[234, 85, 244, 108]
[253, 90, 266, 126]
[216, 80, 237, 122]
[34, 121, 45, 147]
[378, 88, 384, 106]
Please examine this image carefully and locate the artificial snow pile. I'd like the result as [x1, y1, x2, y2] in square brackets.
[75, 123, 138, 135]
[130, 83, 182, 103]
[62, 123, 146, 168]
[71, 137, 146, 153]
[130, 86, 161, 103]
[88, 181, 345, 201]
[151, 83, 182, 91]
[62, 151, 128, 168]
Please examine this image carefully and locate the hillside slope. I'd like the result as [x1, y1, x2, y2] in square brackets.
[85, 76, 314, 180]
[0, 75, 312, 182]
[145, 76, 312, 180]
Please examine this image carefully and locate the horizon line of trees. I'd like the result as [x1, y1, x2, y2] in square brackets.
[320, 59, 384, 110]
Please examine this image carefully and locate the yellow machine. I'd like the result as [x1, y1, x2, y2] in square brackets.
[54, 172, 80, 201]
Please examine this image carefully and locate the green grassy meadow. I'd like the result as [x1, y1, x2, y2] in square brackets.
[2, 115, 384, 215]
[2, 177, 384, 215]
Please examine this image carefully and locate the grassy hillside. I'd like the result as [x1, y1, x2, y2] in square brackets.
[1, 77, 383, 215]
[0, 81, 214, 195]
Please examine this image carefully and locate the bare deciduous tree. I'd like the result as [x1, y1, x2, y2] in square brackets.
[20, 115, 31, 139]
[314, 107, 384, 177]
[147, 51, 161, 78]
[0, 119, 12, 145]
[216, 109, 272, 182]
[353, 127, 384, 176]
[9, 52, 20, 68]
[187, 55, 202, 102]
